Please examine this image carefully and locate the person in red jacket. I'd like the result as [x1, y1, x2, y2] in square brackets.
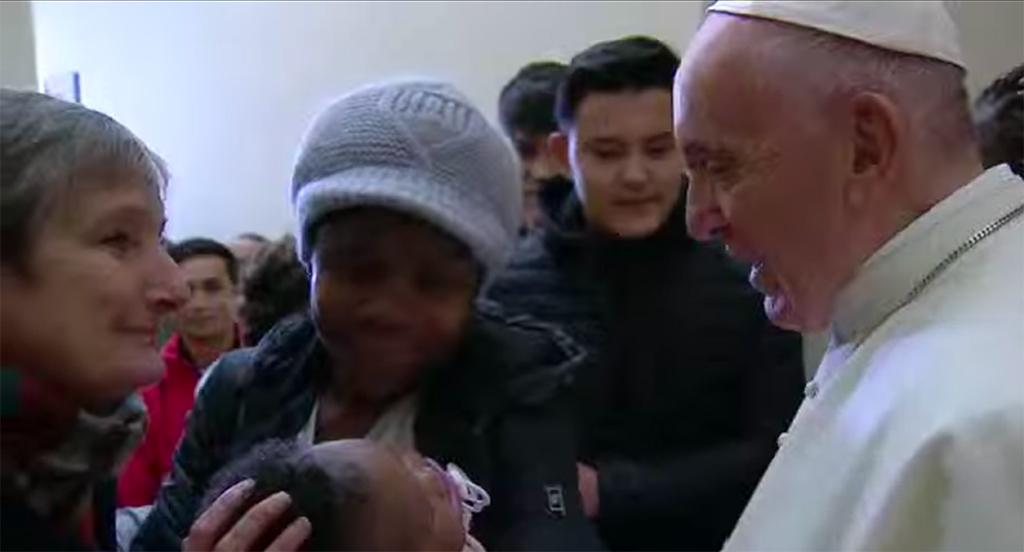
[118, 238, 240, 507]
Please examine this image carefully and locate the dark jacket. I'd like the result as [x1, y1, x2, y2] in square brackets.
[0, 477, 117, 551]
[487, 179, 806, 551]
[132, 309, 603, 552]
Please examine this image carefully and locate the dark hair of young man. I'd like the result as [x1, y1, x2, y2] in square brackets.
[554, 36, 680, 131]
[974, 62, 1023, 177]
[235, 232, 270, 244]
[169, 237, 239, 285]
[498, 61, 568, 155]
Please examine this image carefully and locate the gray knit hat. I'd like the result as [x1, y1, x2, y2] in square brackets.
[291, 79, 522, 280]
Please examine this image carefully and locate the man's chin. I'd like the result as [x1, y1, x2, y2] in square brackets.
[764, 293, 803, 331]
[606, 215, 665, 239]
[765, 293, 833, 333]
[181, 326, 232, 342]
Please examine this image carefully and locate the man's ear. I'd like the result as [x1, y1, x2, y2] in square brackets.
[548, 132, 570, 169]
[847, 91, 902, 207]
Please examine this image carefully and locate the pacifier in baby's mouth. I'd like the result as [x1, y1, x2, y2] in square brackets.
[445, 462, 491, 530]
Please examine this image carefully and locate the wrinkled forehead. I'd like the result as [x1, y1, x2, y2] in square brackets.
[674, 14, 798, 152]
[52, 167, 165, 230]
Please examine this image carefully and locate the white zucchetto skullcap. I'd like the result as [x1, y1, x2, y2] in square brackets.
[707, 1, 965, 68]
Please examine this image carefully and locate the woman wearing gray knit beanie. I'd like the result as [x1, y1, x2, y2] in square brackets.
[134, 80, 602, 552]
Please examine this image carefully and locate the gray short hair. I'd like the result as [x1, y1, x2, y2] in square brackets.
[736, 15, 977, 156]
[0, 89, 168, 271]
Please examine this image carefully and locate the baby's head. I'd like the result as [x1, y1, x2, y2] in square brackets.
[201, 439, 484, 551]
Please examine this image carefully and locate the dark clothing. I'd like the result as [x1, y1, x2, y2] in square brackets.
[1, 477, 117, 551]
[487, 179, 806, 551]
[133, 309, 602, 552]
[1, 367, 141, 552]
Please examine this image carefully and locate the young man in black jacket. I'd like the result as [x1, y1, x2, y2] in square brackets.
[487, 36, 806, 551]
[498, 61, 572, 233]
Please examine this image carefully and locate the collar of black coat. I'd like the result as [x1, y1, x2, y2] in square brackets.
[535, 175, 695, 257]
[243, 306, 584, 429]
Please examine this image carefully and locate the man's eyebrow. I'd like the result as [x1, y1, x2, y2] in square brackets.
[584, 137, 626, 147]
[682, 141, 711, 159]
[645, 132, 677, 144]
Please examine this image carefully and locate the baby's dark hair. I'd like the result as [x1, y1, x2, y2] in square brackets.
[200, 439, 370, 551]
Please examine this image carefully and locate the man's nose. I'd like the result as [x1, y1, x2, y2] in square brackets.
[621, 153, 649, 189]
[685, 179, 727, 241]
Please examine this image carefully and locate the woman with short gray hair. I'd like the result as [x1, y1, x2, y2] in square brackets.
[0, 89, 188, 549]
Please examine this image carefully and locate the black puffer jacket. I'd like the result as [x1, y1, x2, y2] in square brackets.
[0, 477, 117, 551]
[132, 309, 603, 551]
[487, 179, 806, 551]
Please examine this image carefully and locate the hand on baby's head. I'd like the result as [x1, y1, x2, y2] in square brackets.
[201, 439, 473, 551]
[200, 439, 366, 551]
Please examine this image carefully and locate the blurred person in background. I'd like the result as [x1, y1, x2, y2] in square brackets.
[227, 232, 269, 274]
[499, 61, 573, 233]
[239, 234, 309, 346]
[118, 238, 241, 508]
[0, 89, 187, 550]
[228, 232, 270, 339]
[974, 62, 1023, 177]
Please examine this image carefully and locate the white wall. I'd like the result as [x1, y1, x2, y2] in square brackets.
[29, 1, 1021, 242]
[32, 1, 704, 242]
[946, 0, 1024, 98]
[26, 1, 1023, 376]
[0, 0, 37, 89]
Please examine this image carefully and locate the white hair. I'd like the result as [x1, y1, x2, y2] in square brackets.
[730, 14, 977, 156]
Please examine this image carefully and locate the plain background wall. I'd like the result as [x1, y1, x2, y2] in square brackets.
[0, 0, 37, 89]
[20, 1, 1024, 375]
[31, 1, 704, 242]
[28, 1, 1024, 242]
[946, 0, 1024, 97]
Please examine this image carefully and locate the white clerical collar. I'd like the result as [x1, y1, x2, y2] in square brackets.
[831, 164, 1024, 348]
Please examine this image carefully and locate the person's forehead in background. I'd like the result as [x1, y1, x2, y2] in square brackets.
[228, 234, 268, 267]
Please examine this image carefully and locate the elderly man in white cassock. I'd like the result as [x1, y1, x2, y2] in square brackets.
[674, 1, 1023, 550]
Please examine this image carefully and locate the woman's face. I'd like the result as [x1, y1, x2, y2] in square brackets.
[0, 172, 187, 410]
[310, 441, 466, 551]
[310, 209, 479, 401]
